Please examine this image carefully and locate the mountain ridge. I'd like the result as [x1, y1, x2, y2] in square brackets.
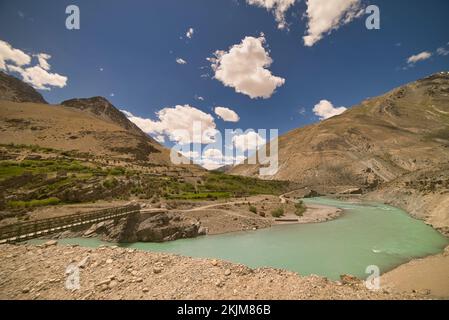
[231, 71, 449, 190]
[61, 97, 156, 141]
[0, 72, 171, 164]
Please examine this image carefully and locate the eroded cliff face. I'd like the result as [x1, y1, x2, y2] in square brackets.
[365, 166, 449, 236]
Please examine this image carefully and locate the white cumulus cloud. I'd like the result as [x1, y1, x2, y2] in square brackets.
[313, 100, 347, 120]
[233, 131, 266, 151]
[154, 135, 165, 143]
[214, 106, 240, 122]
[36, 53, 51, 70]
[407, 51, 432, 64]
[176, 58, 187, 65]
[246, 0, 296, 29]
[180, 150, 200, 159]
[122, 105, 217, 145]
[303, 0, 363, 47]
[0, 39, 67, 90]
[209, 35, 285, 99]
[198, 149, 245, 170]
[0, 40, 31, 69]
[7, 65, 67, 90]
[203, 148, 223, 159]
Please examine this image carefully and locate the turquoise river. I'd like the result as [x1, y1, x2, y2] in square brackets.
[33, 198, 449, 280]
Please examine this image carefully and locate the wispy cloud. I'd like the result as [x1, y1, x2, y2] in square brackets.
[407, 51, 432, 64]
[246, 0, 296, 30]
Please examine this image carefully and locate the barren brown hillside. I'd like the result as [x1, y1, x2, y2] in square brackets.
[0, 100, 173, 164]
[231, 72, 449, 190]
[0, 71, 175, 164]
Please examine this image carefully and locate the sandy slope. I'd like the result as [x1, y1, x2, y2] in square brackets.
[381, 246, 449, 298]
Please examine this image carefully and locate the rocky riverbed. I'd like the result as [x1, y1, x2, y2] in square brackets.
[0, 243, 429, 300]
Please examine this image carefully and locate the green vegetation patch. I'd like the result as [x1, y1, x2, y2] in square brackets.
[294, 200, 307, 217]
[424, 128, 449, 142]
[102, 177, 119, 189]
[7, 197, 61, 209]
[200, 171, 290, 196]
[1, 143, 56, 153]
[0, 159, 133, 182]
[166, 191, 231, 200]
[0, 163, 26, 181]
[271, 207, 284, 218]
[0, 159, 94, 181]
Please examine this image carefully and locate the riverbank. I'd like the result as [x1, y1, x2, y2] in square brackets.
[39, 195, 344, 242]
[181, 196, 344, 235]
[381, 245, 449, 299]
[0, 243, 427, 300]
[2, 197, 446, 300]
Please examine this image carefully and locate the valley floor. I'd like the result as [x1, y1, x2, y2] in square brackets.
[3, 195, 343, 238]
[0, 195, 447, 300]
[0, 243, 428, 300]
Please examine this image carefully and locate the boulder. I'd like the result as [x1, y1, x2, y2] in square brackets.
[135, 213, 202, 242]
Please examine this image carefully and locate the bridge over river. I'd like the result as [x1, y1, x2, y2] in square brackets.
[0, 204, 146, 244]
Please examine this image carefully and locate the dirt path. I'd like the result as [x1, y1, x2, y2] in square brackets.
[178, 200, 251, 212]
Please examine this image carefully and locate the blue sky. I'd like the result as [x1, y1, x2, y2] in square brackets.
[0, 0, 448, 167]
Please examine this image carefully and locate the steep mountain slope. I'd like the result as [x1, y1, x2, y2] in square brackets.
[61, 97, 150, 139]
[0, 71, 47, 104]
[0, 73, 172, 164]
[231, 72, 449, 190]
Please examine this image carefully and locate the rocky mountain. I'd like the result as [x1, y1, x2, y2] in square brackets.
[0, 72, 172, 164]
[231, 72, 449, 191]
[0, 71, 47, 104]
[61, 97, 152, 139]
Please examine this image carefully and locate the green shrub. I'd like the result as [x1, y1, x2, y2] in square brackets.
[249, 205, 258, 214]
[102, 178, 118, 189]
[271, 207, 284, 218]
[108, 167, 125, 176]
[294, 201, 306, 217]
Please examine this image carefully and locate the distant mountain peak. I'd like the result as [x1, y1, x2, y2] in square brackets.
[0, 71, 47, 104]
[61, 96, 152, 139]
